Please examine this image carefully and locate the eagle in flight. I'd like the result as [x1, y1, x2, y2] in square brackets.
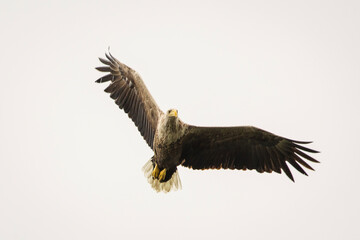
[95, 52, 319, 193]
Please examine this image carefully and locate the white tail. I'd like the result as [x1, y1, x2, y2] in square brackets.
[142, 160, 182, 193]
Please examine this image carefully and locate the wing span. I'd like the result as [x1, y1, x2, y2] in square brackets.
[180, 126, 319, 181]
[95, 52, 163, 149]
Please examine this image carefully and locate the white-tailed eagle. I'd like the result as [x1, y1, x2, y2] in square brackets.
[95, 52, 319, 193]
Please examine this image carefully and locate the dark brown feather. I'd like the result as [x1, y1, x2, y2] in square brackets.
[96, 74, 113, 83]
[293, 154, 314, 170]
[99, 57, 111, 65]
[181, 126, 319, 181]
[95, 52, 163, 148]
[95, 66, 111, 72]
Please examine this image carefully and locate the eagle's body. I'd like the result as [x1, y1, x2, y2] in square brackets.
[154, 113, 186, 170]
[95, 52, 319, 192]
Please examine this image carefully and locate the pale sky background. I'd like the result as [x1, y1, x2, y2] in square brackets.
[1, 0, 359, 239]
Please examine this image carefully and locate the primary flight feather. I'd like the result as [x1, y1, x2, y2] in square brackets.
[95, 52, 319, 193]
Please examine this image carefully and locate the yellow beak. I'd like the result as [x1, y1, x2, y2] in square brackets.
[169, 109, 178, 117]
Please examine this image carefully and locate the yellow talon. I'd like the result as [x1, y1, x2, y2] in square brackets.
[159, 168, 167, 181]
[152, 164, 160, 178]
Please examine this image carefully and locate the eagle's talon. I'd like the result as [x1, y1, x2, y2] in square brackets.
[152, 164, 160, 179]
[159, 168, 167, 181]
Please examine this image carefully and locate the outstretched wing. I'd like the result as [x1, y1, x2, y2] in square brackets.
[180, 126, 319, 181]
[95, 52, 163, 149]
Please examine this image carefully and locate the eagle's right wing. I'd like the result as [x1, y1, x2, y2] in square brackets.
[180, 125, 319, 181]
[96, 52, 163, 149]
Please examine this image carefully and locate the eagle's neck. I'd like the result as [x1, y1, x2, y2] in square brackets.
[157, 115, 186, 144]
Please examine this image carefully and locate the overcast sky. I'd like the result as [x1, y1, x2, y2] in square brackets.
[1, 0, 359, 239]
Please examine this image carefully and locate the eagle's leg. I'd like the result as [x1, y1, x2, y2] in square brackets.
[152, 164, 160, 179]
[158, 168, 167, 181]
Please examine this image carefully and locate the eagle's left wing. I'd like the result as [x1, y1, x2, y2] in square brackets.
[180, 125, 319, 181]
[96, 52, 163, 149]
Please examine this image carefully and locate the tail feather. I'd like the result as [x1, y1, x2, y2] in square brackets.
[142, 160, 182, 193]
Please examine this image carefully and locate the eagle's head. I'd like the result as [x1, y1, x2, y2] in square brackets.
[163, 109, 181, 134]
[167, 109, 178, 118]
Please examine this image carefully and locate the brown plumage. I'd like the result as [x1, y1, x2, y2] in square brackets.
[95, 52, 319, 192]
[180, 126, 318, 182]
[96, 52, 163, 148]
